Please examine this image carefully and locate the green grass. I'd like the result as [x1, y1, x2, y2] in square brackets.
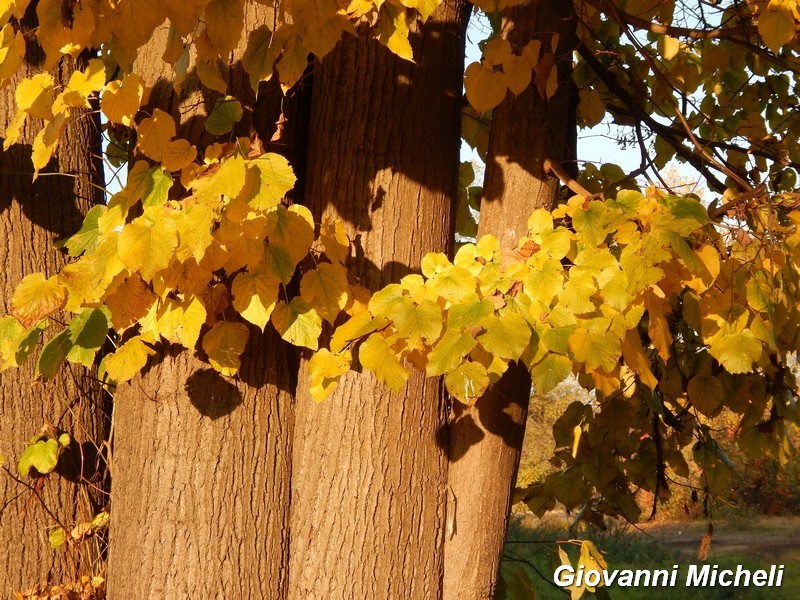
[499, 515, 800, 599]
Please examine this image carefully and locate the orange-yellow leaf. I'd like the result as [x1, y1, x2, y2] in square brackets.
[231, 270, 279, 330]
[464, 61, 506, 115]
[11, 273, 66, 327]
[162, 139, 197, 172]
[101, 73, 144, 126]
[136, 109, 176, 162]
[104, 336, 156, 383]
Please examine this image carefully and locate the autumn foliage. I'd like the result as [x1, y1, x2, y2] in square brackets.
[3, 0, 800, 596]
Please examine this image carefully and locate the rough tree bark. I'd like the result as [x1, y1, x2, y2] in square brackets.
[443, 3, 576, 598]
[0, 11, 106, 594]
[105, 8, 303, 598]
[288, 3, 468, 598]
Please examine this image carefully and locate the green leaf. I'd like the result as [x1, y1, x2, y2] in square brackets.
[18, 438, 60, 477]
[142, 166, 173, 208]
[205, 96, 243, 135]
[66, 308, 110, 367]
[56, 205, 106, 257]
[36, 330, 72, 380]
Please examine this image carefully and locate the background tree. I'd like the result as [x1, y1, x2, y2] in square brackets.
[0, 5, 106, 593]
[1, 0, 800, 598]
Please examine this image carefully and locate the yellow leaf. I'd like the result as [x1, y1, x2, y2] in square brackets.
[194, 155, 247, 206]
[659, 35, 680, 61]
[427, 265, 476, 303]
[578, 87, 605, 127]
[568, 326, 621, 372]
[444, 360, 489, 405]
[136, 109, 176, 162]
[759, 5, 795, 53]
[477, 313, 530, 361]
[162, 139, 197, 171]
[399, 0, 439, 21]
[530, 353, 572, 394]
[319, 216, 350, 264]
[359, 332, 410, 392]
[117, 216, 178, 281]
[427, 329, 476, 376]
[388, 297, 442, 349]
[175, 203, 214, 262]
[464, 61, 506, 115]
[620, 330, 658, 389]
[202, 321, 249, 376]
[242, 25, 275, 91]
[101, 73, 144, 126]
[447, 296, 493, 329]
[483, 38, 512, 66]
[31, 112, 67, 175]
[204, 0, 244, 54]
[271, 298, 322, 350]
[0, 25, 25, 87]
[11, 273, 66, 327]
[16, 73, 54, 119]
[58, 58, 106, 110]
[274, 30, 308, 92]
[105, 275, 156, 330]
[330, 310, 386, 353]
[231, 270, 279, 330]
[503, 55, 532, 96]
[708, 329, 762, 374]
[104, 336, 156, 383]
[265, 204, 315, 264]
[144, 297, 206, 348]
[308, 348, 351, 402]
[522, 39, 541, 68]
[300, 262, 349, 324]
[176, 297, 206, 348]
[376, 3, 414, 62]
[248, 153, 297, 210]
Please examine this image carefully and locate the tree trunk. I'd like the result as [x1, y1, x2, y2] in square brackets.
[0, 19, 106, 594]
[443, 3, 576, 598]
[288, 4, 468, 598]
[105, 8, 302, 598]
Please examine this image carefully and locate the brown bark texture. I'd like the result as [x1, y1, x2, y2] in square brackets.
[105, 9, 300, 598]
[288, 2, 468, 598]
[0, 16, 107, 594]
[443, 2, 576, 598]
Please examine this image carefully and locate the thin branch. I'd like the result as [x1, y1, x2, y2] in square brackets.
[583, 0, 758, 40]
